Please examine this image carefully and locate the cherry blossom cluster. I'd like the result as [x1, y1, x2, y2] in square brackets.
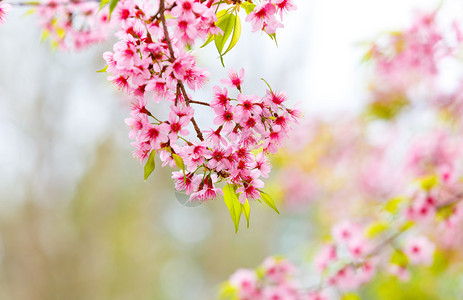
[221, 257, 314, 300]
[365, 10, 463, 120]
[33, 0, 113, 50]
[245, 0, 296, 34]
[0, 1, 10, 25]
[103, 0, 299, 203]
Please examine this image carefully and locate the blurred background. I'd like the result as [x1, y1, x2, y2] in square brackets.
[0, 0, 458, 299]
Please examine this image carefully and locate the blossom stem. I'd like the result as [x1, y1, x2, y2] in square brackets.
[189, 100, 210, 106]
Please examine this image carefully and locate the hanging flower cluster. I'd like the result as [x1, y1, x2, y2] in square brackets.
[100, 0, 299, 230]
[31, 0, 114, 50]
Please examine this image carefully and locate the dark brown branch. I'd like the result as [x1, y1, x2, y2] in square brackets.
[158, 0, 204, 141]
[190, 100, 210, 106]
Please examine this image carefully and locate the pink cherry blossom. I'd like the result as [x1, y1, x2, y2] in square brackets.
[403, 235, 435, 266]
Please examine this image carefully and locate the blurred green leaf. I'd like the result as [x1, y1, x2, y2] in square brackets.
[109, 0, 119, 16]
[219, 282, 239, 300]
[417, 175, 439, 191]
[384, 196, 406, 214]
[97, 65, 108, 73]
[365, 221, 389, 238]
[390, 249, 408, 267]
[342, 293, 361, 300]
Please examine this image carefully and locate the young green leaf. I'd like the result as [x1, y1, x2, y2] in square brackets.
[260, 191, 279, 214]
[144, 150, 156, 181]
[222, 14, 241, 56]
[365, 221, 388, 238]
[241, 199, 250, 228]
[172, 153, 185, 170]
[240, 2, 256, 15]
[215, 11, 236, 54]
[223, 184, 242, 233]
[97, 65, 108, 73]
[390, 249, 409, 267]
[267, 32, 278, 46]
[109, 0, 119, 16]
[100, 0, 110, 9]
[200, 34, 216, 48]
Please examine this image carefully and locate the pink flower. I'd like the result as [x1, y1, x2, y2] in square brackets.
[237, 93, 262, 121]
[272, 0, 297, 19]
[331, 221, 363, 245]
[221, 68, 245, 91]
[245, 1, 282, 34]
[0, 2, 10, 25]
[229, 269, 259, 299]
[237, 178, 264, 204]
[403, 235, 435, 266]
[171, 171, 201, 194]
[314, 244, 337, 272]
[388, 264, 410, 281]
[250, 152, 271, 178]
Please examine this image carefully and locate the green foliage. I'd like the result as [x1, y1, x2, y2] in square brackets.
[341, 293, 361, 300]
[97, 65, 108, 73]
[219, 282, 239, 300]
[365, 221, 389, 238]
[260, 191, 280, 214]
[223, 184, 242, 233]
[144, 150, 156, 181]
[417, 175, 439, 191]
[202, 10, 242, 66]
[172, 153, 185, 171]
[240, 2, 256, 15]
[365, 95, 409, 120]
[384, 196, 406, 214]
[100, 0, 119, 16]
[241, 199, 250, 228]
[390, 249, 408, 267]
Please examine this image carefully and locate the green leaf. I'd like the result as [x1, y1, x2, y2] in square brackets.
[390, 249, 408, 267]
[144, 150, 156, 181]
[417, 175, 439, 191]
[172, 153, 185, 170]
[260, 191, 279, 214]
[222, 14, 241, 56]
[241, 199, 250, 228]
[341, 293, 361, 300]
[365, 221, 388, 238]
[218, 282, 239, 300]
[267, 33, 278, 46]
[97, 65, 108, 73]
[240, 2, 256, 15]
[384, 196, 406, 214]
[223, 184, 242, 233]
[200, 34, 216, 48]
[100, 0, 110, 9]
[215, 10, 236, 54]
[109, 0, 119, 16]
[399, 220, 414, 232]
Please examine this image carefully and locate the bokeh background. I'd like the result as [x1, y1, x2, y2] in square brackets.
[0, 0, 458, 299]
